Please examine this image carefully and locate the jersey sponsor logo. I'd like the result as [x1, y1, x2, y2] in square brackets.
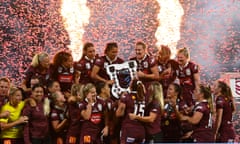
[58, 75, 73, 83]
[126, 137, 135, 143]
[217, 99, 223, 105]
[68, 136, 76, 143]
[83, 135, 91, 143]
[90, 113, 102, 124]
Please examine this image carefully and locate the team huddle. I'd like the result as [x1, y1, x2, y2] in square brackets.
[0, 42, 236, 144]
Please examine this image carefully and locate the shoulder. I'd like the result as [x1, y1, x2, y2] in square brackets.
[147, 55, 157, 65]
[189, 61, 199, 71]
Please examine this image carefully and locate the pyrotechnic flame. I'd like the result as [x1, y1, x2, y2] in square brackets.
[61, 0, 90, 61]
[155, 0, 184, 58]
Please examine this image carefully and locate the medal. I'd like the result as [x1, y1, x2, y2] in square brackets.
[165, 120, 169, 126]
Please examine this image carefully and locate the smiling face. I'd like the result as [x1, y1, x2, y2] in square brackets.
[86, 87, 97, 102]
[40, 56, 50, 69]
[212, 81, 221, 96]
[48, 81, 61, 93]
[32, 86, 44, 102]
[177, 52, 188, 66]
[85, 46, 96, 59]
[62, 55, 74, 68]
[0, 81, 10, 96]
[135, 44, 146, 60]
[55, 91, 66, 107]
[106, 47, 118, 60]
[10, 90, 23, 107]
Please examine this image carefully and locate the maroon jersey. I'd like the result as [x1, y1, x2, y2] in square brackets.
[158, 59, 178, 97]
[79, 97, 106, 144]
[177, 98, 193, 135]
[98, 96, 120, 138]
[23, 65, 51, 88]
[120, 93, 146, 143]
[51, 66, 75, 92]
[161, 103, 181, 142]
[130, 55, 157, 83]
[74, 56, 96, 84]
[50, 105, 68, 143]
[66, 102, 82, 144]
[144, 100, 161, 135]
[216, 95, 236, 142]
[191, 100, 214, 142]
[94, 56, 124, 83]
[22, 102, 50, 144]
[175, 61, 199, 106]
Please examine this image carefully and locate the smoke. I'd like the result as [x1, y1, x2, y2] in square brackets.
[179, 0, 240, 82]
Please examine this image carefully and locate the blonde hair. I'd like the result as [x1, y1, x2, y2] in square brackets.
[160, 45, 171, 57]
[82, 83, 95, 99]
[177, 47, 190, 60]
[9, 87, 21, 97]
[71, 84, 84, 98]
[31, 52, 49, 67]
[148, 82, 164, 112]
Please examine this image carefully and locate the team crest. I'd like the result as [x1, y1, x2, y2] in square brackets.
[186, 68, 191, 76]
[86, 63, 91, 69]
[143, 61, 148, 68]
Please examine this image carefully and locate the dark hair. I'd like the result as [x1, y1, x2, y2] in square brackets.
[0, 77, 11, 84]
[218, 81, 233, 99]
[199, 84, 211, 99]
[32, 83, 45, 92]
[47, 80, 59, 89]
[82, 42, 94, 57]
[136, 41, 146, 49]
[96, 82, 106, 95]
[199, 84, 214, 113]
[217, 80, 236, 112]
[53, 51, 72, 68]
[104, 42, 118, 54]
[170, 83, 182, 98]
[131, 80, 145, 101]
